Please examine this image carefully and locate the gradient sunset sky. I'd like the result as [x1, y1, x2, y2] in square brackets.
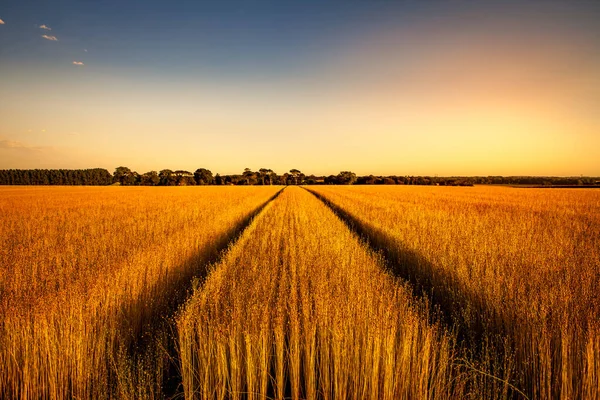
[1, 1, 599, 176]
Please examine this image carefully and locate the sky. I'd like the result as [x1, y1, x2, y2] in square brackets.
[0, 0, 599, 176]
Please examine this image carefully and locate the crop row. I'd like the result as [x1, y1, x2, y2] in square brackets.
[177, 186, 462, 399]
[309, 185, 600, 399]
[1, 185, 598, 399]
[0, 186, 280, 399]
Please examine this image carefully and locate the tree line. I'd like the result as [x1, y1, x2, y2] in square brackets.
[0, 169, 112, 185]
[1, 167, 598, 187]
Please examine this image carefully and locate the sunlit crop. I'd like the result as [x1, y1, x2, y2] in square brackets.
[1, 184, 597, 399]
[177, 186, 463, 400]
[309, 185, 600, 399]
[0, 186, 280, 399]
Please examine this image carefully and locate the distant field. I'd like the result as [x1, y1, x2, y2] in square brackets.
[1, 185, 598, 399]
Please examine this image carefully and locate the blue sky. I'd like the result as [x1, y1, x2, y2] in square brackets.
[1, 1, 395, 75]
[1, 1, 599, 175]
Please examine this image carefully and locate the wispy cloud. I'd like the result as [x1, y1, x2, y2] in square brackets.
[0, 140, 27, 149]
[41, 34, 58, 41]
[0, 18, 5, 25]
[39, 24, 51, 30]
[0, 139, 50, 151]
[72, 61, 85, 66]
[84, 49, 88, 52]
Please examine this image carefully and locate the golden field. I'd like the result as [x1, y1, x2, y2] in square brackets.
[177, 186, 462, 400]
[0, 186, 280, 399]
[309, 185, 600, 399]
[1, 184, 598, 399]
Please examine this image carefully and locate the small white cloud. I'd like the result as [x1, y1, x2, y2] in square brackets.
[39, 24, 51, 30]
[41, 34, 58, 41]
[72, 61, 84, 66]
[84, 49, 88, 52]
[0, 18, 5, 25]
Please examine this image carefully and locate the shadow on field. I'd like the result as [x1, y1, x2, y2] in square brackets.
[115, 187, 285, 399]
[304, 187, 524, 399]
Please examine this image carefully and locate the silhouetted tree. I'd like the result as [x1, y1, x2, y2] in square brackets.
[3, 168, 597, 187]
[298, 172, 306, 185]
[113, 166, 136, 185]
[159, 169, 176, 186]
[289, 169, 301, 185]
[174, 170, 195, 186]
[242, 168, 257, 185]
[0, 169, 112, 185]
[357, 175, 377, 185]
[268, 169, 277, 185]
[305, 174, 317, 184]
[194, 168, 214, 185]
[337, 171, 357, 185]
[258, 168, 270, 185]
[324, 175, 337, 184]
[140, 171, 160, 186]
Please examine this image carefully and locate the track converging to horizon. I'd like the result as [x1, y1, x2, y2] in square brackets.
[1, 185, 598, 399]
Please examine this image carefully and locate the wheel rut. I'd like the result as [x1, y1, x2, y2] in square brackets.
[303, 187, 528, 399]
[127, 187, 286, 399]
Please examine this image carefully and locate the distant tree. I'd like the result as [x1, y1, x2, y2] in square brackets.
[357, 175, 377, 185]
[214, 173, 223, 185]
[182, 176, 196, 186]
[0, 169, 112, 185]
[113, 167, 138, 186]
[113, 166, 135, 185]
[267, 169, 278, 185]
[298, 172, 306, 185]
[88, 169, 112, 185]
[140, 171, 160, 186]
[258, 168, 270, 185]
[305, 174, 317, 184]
[289, 169, 301, 185]
[337, 171, 357, 185]
[131, 171, 141, 185]
[324, 175, 337, 184]
[194, 168, 214, 185]
[174, 170, 194, 186]
[8, 169, 596, 187]
[242, 168, 257, 185]
[228, 174, 243, 185]
[159, 169, 176, 186]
